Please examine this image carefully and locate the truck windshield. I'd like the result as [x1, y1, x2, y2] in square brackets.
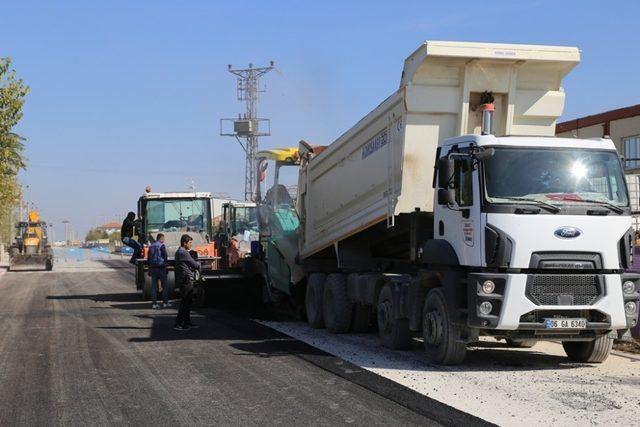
[233, 207, 258, 234]
[145, 198, 211, 233]
[483, 148, 628, 207]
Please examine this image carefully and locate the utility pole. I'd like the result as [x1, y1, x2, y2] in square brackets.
[220, 61, 275, 201]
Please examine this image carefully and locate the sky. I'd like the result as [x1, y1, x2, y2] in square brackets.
[2, 0, 639, 240]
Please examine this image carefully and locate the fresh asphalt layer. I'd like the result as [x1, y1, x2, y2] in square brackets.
[0, 252, 487, 426]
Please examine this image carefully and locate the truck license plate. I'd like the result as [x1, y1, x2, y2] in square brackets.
[544, 318, 587, 329]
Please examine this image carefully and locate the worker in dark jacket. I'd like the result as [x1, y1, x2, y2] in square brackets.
[121, 212, 142, 264]
[174, 234, 201, 330]
[148, 233, 169, 309]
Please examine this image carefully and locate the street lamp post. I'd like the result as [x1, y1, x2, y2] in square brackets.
[62, 220, 70, 245]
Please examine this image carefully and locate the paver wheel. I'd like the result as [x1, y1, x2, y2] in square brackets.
[562, 335, 613, 363]
[305, 273, 326, 328]
[323, 274, 351, 333]
[422, 288, 467, 365]
[351, 303, 371, 333]
[377, 284, 411, 349]
[505, 339, 537, 348]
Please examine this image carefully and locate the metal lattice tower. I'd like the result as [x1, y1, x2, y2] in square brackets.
[221, 61, 275, 201]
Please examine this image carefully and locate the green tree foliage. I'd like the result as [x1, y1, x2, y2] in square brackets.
[108, 231, 121, 244]
[85, 228, 109, 242]
[0, 58, 29, 245]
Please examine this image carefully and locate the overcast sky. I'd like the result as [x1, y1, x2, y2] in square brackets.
[3, 0, 639, 239]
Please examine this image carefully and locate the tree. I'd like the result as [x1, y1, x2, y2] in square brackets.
[108, 231, 121, 244]
[85, 228, 109, 242]
[0, 58, 29, 245]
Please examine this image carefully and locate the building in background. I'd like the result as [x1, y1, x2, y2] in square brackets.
[556, 104, 640, 172]
[97, 222, 121, 235]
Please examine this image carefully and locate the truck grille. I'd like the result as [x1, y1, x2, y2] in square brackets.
[525, 274, 602, 306]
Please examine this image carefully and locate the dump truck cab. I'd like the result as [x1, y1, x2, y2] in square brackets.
[432, 134, 638, 347]
[134, 192, 217, 300]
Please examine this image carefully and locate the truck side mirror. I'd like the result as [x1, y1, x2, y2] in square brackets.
[474, 147, 495, 161]
[438, 157, 455, 189]
[437, 188, 455, 205]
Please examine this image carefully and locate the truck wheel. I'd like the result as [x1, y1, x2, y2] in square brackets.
[562, 335, 613, 363]
[505, 339, 536, 348]
[45, 259, 53, 271]
[323, 274, 352, 333]
[351, 303, 371, 333]
[377, 284, 411, 349]
[305, 274, 326, 328]
[422, 288, 467, 365]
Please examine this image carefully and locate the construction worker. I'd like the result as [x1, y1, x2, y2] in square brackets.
[228, 237, 240, 267]
[148, 233, 169, 309]
[121, 212, 142, 264]
[174, 234, 201, 330]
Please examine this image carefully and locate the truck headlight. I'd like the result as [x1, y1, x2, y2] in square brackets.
[479, 301, 493, 315]
[625, 301, 637, 315]
[482, 280, 495, 294]
[623, 281, 636, 295]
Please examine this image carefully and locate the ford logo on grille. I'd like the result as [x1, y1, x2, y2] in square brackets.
[554, 226, 582, 239]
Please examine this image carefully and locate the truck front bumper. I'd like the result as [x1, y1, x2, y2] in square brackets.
[467, 272, 639, 331]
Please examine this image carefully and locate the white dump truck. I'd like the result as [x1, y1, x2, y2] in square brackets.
[254, 41, 640, 364]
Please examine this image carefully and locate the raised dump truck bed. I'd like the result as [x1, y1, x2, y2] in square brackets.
[297, 41, 580, 259]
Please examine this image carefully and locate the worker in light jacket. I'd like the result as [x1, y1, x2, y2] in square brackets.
[174, 234, 201, 330]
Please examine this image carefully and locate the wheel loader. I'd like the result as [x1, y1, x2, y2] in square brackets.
[9, 210, 54, 271]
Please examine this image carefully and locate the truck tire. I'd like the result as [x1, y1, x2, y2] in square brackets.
[377, 284, 411, 349]
[562, 335, 613, 363]
[45, 259, 53, 271]
[422, 288, 467, 365]
[352, 303, 371, 333]
[305, 274, 326, 328]
[323, 274, 352, 333]
[505, 339, 536, 348]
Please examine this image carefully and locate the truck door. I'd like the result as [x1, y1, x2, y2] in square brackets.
[436, 146, 482, 266]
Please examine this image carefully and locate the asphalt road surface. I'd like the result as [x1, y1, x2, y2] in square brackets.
[0, 251, 478, 426]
